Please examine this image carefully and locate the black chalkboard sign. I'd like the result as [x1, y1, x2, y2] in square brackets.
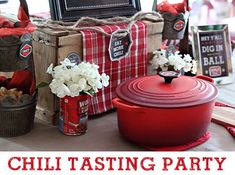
[49, 0, 141, 21]
[192, 24, 233, 85]
[199, 31, 228, 77]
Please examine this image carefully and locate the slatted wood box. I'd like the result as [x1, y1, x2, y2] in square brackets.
[32, 18, 164, 124]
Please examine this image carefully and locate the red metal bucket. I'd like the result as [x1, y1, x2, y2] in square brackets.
[59, 95, 88, 135]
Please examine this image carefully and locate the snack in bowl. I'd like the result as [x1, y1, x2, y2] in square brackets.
[0, 87, 31, 106]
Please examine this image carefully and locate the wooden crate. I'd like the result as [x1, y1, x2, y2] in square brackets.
[32, 19, 164, 124]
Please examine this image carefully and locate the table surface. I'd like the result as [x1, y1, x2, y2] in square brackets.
[0, 77, 234, 151]
[0, 109, 234, 151]
[0, 58, 235, 152]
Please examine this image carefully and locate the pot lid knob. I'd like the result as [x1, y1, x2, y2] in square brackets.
[159, 71, 181, 84]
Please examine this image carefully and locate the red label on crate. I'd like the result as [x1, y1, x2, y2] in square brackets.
[173, 19, 185, 31]
[67, 52, 82, 64]
[20, 43, 32, 58]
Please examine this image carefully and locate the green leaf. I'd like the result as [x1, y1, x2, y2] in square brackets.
[88, 89, 95, 95]
[36, 82, 49, 89]
[83, 89, 95, 96]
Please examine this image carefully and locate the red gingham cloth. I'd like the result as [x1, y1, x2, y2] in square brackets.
[80, 21, 147, 115]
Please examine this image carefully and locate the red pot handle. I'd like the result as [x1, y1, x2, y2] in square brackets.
[196, 75, 214, 84]
[112, 98, 144, 112]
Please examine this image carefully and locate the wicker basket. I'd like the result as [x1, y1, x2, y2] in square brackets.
[0, 95, 37, 137]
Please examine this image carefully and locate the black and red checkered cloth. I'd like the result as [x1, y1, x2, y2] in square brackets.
[81, 21, 147, 116]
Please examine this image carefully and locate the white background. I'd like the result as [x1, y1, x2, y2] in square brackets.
[0, 0, 184, 14]
[0, 151, 234, 175]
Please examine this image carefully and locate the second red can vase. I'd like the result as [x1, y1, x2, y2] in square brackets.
[59, 95, 88, 136]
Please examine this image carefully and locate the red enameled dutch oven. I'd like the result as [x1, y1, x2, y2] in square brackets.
[112, 71, 218, 148]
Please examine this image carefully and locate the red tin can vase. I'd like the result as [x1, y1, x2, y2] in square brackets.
[59, 95, 88, 135]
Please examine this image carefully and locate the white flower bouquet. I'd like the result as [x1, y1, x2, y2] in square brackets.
[47, 58, 109, 98]
[151, 50, 197, 74]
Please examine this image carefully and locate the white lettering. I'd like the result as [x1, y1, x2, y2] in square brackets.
[114, 40, 122, 46]
[203, 56, 224, 66]
[114, 50, 124, 57]
[216, 45, 223, 52]
[113, 45, 124, 52]
[202, 46, 215, 53]
[201, 36, 210, 41]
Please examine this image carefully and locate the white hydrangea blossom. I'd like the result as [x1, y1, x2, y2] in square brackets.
[191, 60, 198, 74]
[151, 50, 197, 74]
[184, 62, 193, 73]
[47, 58, 110, 98]
[49, 79, 71, 98]
[60, 58, 76, 67]
[183, 54, 192, 62]
[101, 73, 110, 87]
[46, 63, 53, 74]
[151, 50, 169, 69]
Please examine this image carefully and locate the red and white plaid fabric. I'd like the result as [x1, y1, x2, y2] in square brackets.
[80, 21, 147, 115]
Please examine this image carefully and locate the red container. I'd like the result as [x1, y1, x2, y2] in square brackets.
[113, 71, 218, 148]
[59, 95, 88, 135]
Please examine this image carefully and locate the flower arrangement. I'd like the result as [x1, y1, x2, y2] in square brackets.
[151, 49, 197, 74]
[47, 58, 109, 98]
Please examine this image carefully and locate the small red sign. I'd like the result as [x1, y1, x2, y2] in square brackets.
[174, 19, 185, 31]
[20, 44, 32, 58]
[209, 66, 222, 77]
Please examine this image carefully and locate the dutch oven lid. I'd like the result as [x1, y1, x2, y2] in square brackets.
[116, 71, 218, 108]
